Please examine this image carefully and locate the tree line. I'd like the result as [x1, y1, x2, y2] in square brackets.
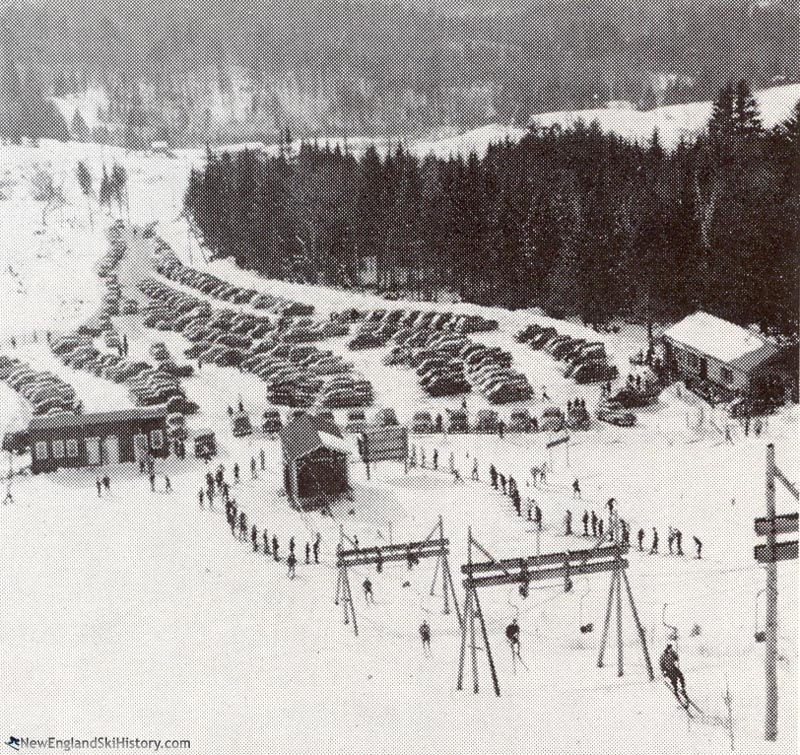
[185, 83, 799, 334]
[1, 0, 797, 144]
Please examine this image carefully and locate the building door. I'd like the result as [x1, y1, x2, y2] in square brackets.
[85, 437, 101, 466]
[133, 434, 149, 461]
[699, 357, 708, 380]
[103, 435, 120, 465]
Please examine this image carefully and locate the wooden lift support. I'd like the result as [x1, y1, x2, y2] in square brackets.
[755, 444, 798, 742]
[457, 527, 654, 696]
[335, 516, 462, 636]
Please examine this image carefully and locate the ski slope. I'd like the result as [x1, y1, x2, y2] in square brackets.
[0, 125, 798, 755]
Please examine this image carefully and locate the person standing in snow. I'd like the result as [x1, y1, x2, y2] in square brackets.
[638, 528, 645, 551]
[164, 475, 172, 493]
[471, 458, 479, 481]
[251, 525, 258, 552]
[259, 448, 266, 471]
[419, 620, 431, 655]
[591, 510, 598, 538]
[272, 535, 280, 561]
[693, 536, 702, 559]
[490, 465, 498, 489]
[287, 551, 297, 579]
[233, 463, 240, 483]
[230, 504, 238, 536]
[667, 527, 675, 554]
[263, 530, 270, 555]
[198, 489, 204, 509]
[313, 533, 321, 564]
[96, 478, 102, 497]
[675, 529, 684, 556]
[250, 457, 257, 479]
[582, 510, 589, 536]
[305, 542, 311, 564]
[103, 475, 111, 494]
[363, 577, 375, 603]
[565, 509, 573, 536]
[432, 449, 438, 471]
[499, 473, 507, 496]
[239, 511, 247, 541]
[149, 472, 156, 492]
[650, 528, 659, 554]
[534, 504, 542, 531]
[572, 479, 581, 499]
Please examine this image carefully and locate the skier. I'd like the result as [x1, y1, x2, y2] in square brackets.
[572, 479, 581, 499]
[675, 529, 684, 556]
[620, 519, 630, 547]
[206, 485, 214, 509]
[263, 530, 270, 555]
[660, 644, 687, 698]
[693, 536, 702, 559]
[498, 420, 505, 439]
[287, 551, 297, 579]
[239, 511, 247, 541]
[432, 449, 438, 471]
[363, 577, 375, 603]
[272, 535, 280, 561]
[96, 478, 102, 497]
[313, 534, 321, 564]
[534, 504, 542, 531]
[505, 618, 521, 656]
[490, 465, 498, 490]
[149, 472, 156, 492]
[164, 475, 172, 493]
[259, 448, 266, 471]
[582, 510, 589, 536]
[215, 467, 224, 487]
[637, 528, 645, 551]
[419, 620, 431, 655]
[305, 542, 311, 564]
[667, 527, 675, 554]
[420, 448, 426, 468]
[251, 525, 258, 552]
[289, 536, 296, 554]
[650, 527, 659, 554]
[565, 509, 573, 536]
[250, 457, 257, 479]
[103, 475, 111, 494]
[198, 489, 204, 509]
[471, 458, 479, 481]
[597, 518, 604, 539]
[233, 463, 240, 483]
[591, 510, 598, 538]
[508, 476, 517, 497]
[230, 504, 238, 536]
[499, 473, 507, 496]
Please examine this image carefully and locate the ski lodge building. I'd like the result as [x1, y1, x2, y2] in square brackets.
[662, 312, 783, 395]
[26, 406, 169, 474]
[280, 413, 351, 508]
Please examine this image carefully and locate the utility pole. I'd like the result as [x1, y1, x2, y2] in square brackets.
[764, 443, 778, 742]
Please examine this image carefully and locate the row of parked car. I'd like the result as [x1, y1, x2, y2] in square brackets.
[516, 323, 618, 384]
[152, 242, 314, 316]
[0, 355, 79, 416]
[49, 332, 191, 411]
[349, 308, 498, 350]
[137, 276, 375, 409]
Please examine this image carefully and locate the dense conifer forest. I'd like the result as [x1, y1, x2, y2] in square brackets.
[185, 83, 799, 334]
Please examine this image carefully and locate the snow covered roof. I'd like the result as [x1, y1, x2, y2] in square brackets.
[28, 406, 167, 432]
[280, 414, 346, 462]
[663, 312, 779, 369]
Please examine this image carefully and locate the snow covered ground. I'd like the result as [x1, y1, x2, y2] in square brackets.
[0, 130, 798, 755]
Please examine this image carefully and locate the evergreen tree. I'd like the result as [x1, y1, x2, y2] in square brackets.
[71, 110, 90, 141]
[733, 79, 763, 136]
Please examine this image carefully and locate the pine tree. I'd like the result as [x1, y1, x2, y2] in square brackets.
[71, 110, 90, 141]
[733, 79, 763, 136]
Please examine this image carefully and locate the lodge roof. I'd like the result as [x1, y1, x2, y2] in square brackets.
[663, 312, 779, 372]
[28, 406, 167, 432]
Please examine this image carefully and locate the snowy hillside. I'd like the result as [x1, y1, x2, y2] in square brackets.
[0, 122, 798, 755]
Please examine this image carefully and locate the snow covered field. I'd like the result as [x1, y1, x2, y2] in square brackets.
[0, 123, 798, 755]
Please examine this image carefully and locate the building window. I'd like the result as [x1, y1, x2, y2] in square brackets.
[150, 429, 164, 449]
[686, 352, 699, 369]
[34, 441, 49, 460]
[66, 439, 79, 457]
[52, 440, 65, 458]
[720, 366, 734, 384]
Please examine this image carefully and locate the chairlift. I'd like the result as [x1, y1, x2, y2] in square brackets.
[754, 588, 766, 643]
[579, 580, 594, 634]
[662, 603, 679, 643]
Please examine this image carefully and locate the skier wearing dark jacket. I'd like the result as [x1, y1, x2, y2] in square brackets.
[660, 644, 686, 697]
